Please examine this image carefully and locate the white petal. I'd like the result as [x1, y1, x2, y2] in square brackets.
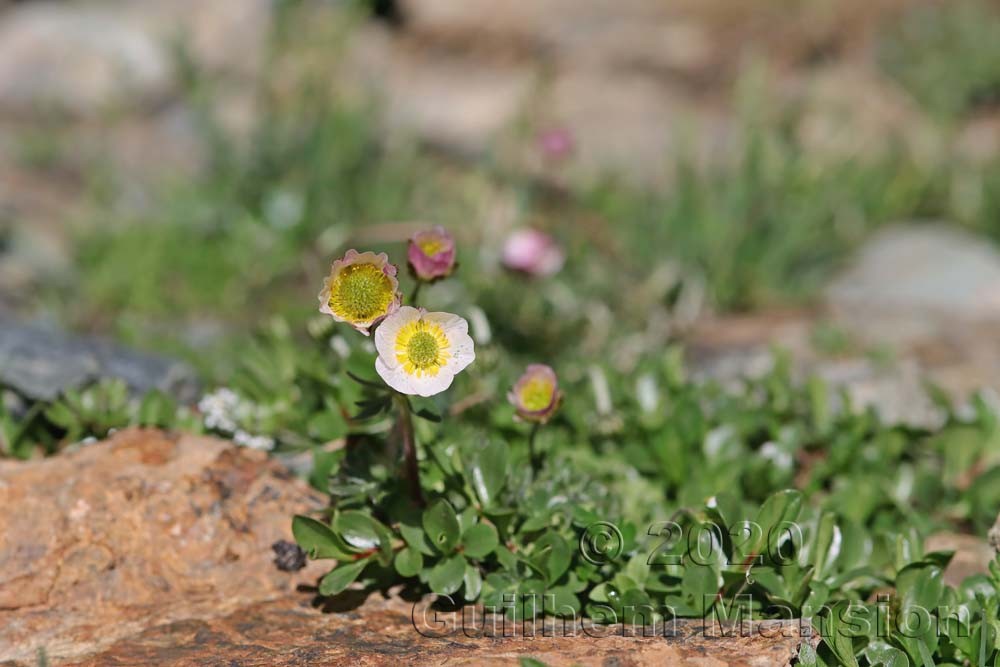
[444, 329, 476, 374]
[374, 306, 421, 368]
[421, 312, 475, 373]
[376, 357, 456, 397]
[423, 311, 468, 336]
[375, 356, 413, 393]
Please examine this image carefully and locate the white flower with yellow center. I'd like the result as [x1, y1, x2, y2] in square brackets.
[318, 250, 401, 335]
[374, 306, 475, 397]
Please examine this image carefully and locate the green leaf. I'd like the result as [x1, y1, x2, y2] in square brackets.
[423, 499, 461, 554]
[400, 522, 435, 556]
[864, 641, 910, 667]
[752, 489, 802, 557]
[682, 562, 721, 608]
[307, 411, 348, 441]
[822, 601, 863, 667]
[308, 448, 340, 492]
[798, 641, 818, 667]
[394, 547, 424, 578]
[544, 586, 581, 617]
[811, 512, 839, 578]
[335, 510, 384, 551]
[292, 515, 353, 560]
[137, 391, 177, 427]
[468, 440, 508, 508]
[531, 533, 571, 584]
[461, 523, 499, 559]
[415, 408, 442, 423]
[519, 659, 549, 667]
[464, 563, 483, 600]
[319, 558, 369, 596]
[428, 554, 467, 595]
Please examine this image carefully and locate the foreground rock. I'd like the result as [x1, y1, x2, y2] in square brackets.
[0, 429, 811, 666]
[0, 321, 200, 402]
[65, 594, 811, 667]
[0, 430, 327, 664]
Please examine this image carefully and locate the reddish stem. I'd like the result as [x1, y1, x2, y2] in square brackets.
[394, 393, 425, 507]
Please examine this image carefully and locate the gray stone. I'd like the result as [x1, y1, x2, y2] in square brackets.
[128, 0, 272, 79]
[0, 321, 200, 403]
[785, 64, 939, 166]
[535, 69, 735, 187]
[826, 225, 1000, 343]
[343, 25, 536, 157]
[0, 2, 174, 117]
[399, 0, 715, 76]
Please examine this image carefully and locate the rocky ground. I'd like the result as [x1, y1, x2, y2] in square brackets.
[2, 1, 1000, 664]
[0, 429, 811, 666]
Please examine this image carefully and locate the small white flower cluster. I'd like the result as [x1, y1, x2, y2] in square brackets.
[233, 430, 276, 451]
[197, 388, 275, 452]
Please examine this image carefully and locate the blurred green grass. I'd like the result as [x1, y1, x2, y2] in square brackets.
[51, 0, 1000, 382]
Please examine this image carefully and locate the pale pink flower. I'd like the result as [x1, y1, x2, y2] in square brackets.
[502, 229, 565, 277]
[318, 249, 401, 335]
[408, 225, 456, 282]
[508, 364, 562, 423]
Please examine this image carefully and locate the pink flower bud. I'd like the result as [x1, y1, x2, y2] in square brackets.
[538, 127, 574, 162]
[501, 229, 565, 277]
[408, 225, 456, 282]
[509, 364, 562, 423]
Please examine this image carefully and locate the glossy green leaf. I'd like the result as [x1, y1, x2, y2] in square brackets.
[531, 533, 571, 584]
[468, 440, 508, 508]
[428, 554, 467, 595]
[462, 522, 499, 559]
[395, 547, 424, 578]
[319, 558, 369, 596]
[423, 499, 462, 554]
[464, 563, 483, 600]
[292, 515, 353, 560]
[335, 510, 384, 551]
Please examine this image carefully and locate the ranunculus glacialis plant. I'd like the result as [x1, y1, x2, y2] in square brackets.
[316, 229, 476, 505]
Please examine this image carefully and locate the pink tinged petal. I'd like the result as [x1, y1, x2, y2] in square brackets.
[510, 363, 562, 423]
[317, 249, 402, 334]
[408, 226, 457, 281]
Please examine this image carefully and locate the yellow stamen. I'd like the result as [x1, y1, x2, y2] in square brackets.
[328, 263, 395, 323]
[417, 237, 447, 256]
[394, 318, 451, 377]
[518, 377, 555, 411]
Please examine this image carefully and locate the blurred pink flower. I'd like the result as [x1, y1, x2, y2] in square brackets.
[509, 364, 562, 423]
[538, 127, 574, 161]
[502, 228, 565, 277]
[408, 225, 456, 282]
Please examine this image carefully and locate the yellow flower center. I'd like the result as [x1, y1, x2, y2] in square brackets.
[395, 319, 450, 377]
[518, 377, 555, 411]
[328, 263, 395, 323]
[417, 237, 447, 256]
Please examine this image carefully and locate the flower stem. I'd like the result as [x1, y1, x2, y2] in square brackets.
[409, 281, 424, 307]
[528, 422, 541, 476]
[394, 392, 424, 507]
